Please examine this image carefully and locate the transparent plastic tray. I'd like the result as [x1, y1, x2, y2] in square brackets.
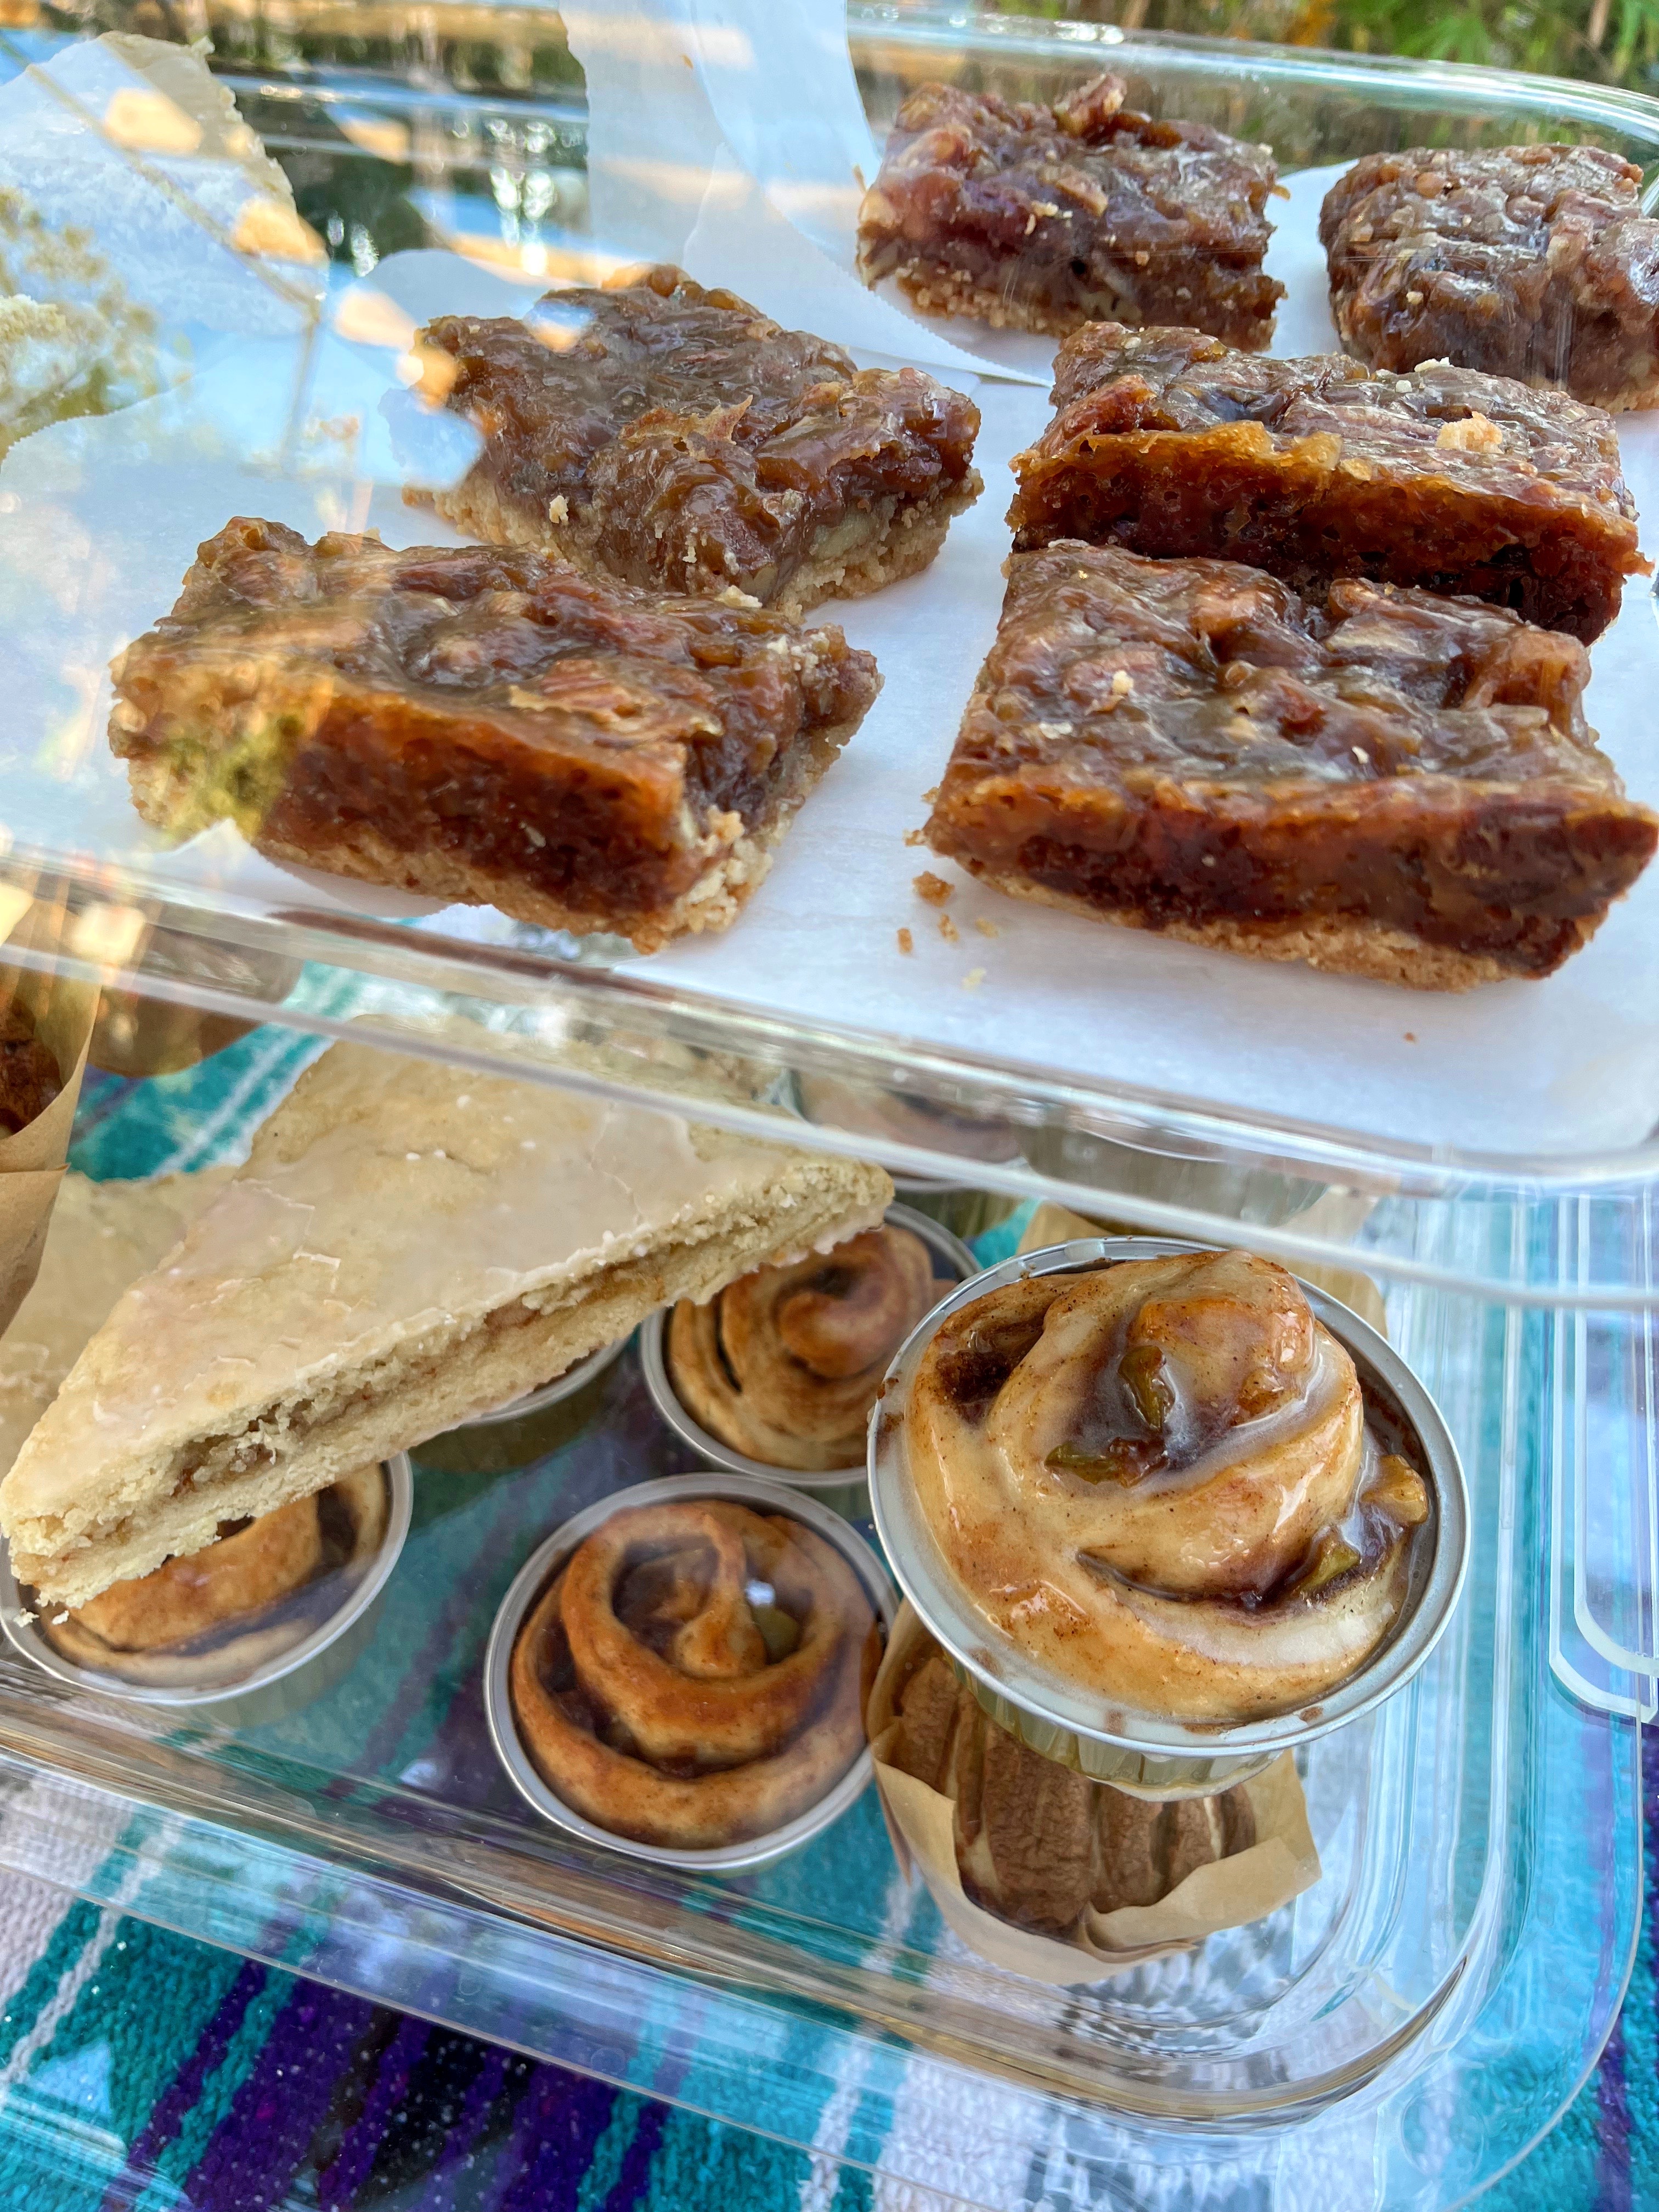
[0, 1058, 1641, 2210]
[0, 9, 1657, 1300]
[0, 20, 1653, 2197]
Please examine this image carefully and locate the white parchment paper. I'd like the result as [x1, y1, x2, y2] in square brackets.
[1, 157, 1656, 1160]
[0, 35, 323, 342]
[561, 0, 1048, 384]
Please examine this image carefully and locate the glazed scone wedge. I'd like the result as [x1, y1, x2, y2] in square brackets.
[1, 1045, 892, 1607]
[0, 1166, 232, 1479]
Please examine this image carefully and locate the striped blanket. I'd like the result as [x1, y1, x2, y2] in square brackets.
[0, 1013, 1647, 2210]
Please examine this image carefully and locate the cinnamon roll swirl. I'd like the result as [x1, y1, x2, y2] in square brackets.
[668, 1224, 939, 1471]
[906, 1250, 1430, 1723]
[510, 1500, 879, 1848]
[42, 1466, 388, 1664]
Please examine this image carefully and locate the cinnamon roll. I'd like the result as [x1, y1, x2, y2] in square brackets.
[510, 1500, 879, 1849]
[40, 1466, 388, 1666]
[668, 1224, 939, 1471]
[906, 1250, 1430, 1723]
[888, 1641, 1256, 1934]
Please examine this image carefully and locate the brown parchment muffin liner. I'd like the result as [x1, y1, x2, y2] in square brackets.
[0, 897, 99, 1335]
[867, 1602, 1321, 1983]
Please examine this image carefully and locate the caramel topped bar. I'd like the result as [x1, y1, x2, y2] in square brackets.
[1322, 145, 1659, 412]
[409, 265, 981, 617]
[924, 541, 1658, 988]
[856, 74, 1282, 348]
[110, 520, 881, 952]
[1008, 324, 1647, 641]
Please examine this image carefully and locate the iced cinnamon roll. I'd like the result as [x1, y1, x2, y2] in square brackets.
[511, 1500, 879, 1848]
[40, 1466, 388, 1664]
[668, 1224, 939, 1471]
[906, 1250, 1430, 1723]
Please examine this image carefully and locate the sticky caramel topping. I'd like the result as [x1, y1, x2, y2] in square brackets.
[417, 266, 981, 605]
[1321, 144, 1659, 410]
[856, 76, 1282, 349]
[923, 540, 1657, 983]
[1010, 323, 1647, 642]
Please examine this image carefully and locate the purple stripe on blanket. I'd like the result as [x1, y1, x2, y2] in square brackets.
[1594, 2010, 1633, 2212]
[603, 2096, 667, 2211]
[419, 2045, 515, 2212]
[185, 1979, 379, 2212]
[317, 2013, 433, 2210]
[95, 1959, 267, 2212]
[493, 2062, 618, 2212]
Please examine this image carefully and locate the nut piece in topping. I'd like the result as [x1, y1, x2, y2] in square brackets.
[109, 518, 881, 954]
[405, 264, 982, 618]
[1007, 323, 1647, 642]
[857, 75, 1282, 348]
[924, 539, 1657, 988]
[1322, 145, 1659, 412]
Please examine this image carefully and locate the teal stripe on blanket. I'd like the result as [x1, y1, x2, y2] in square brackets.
[30, 1917, 251, 2154]
[0, 1897, 107, 2073]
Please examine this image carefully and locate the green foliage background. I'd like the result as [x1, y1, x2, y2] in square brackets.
[991, 0, 1659, 91]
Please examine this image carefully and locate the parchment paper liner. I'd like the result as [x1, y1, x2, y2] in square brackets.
[0, 897, 98, 1335]
[867, 1602, 1322, 1985]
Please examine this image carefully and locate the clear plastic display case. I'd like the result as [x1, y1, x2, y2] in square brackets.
[0, 5, 1654, 2205]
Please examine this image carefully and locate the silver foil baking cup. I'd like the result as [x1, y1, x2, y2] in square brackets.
[867, 1237, 1470, 1795]
[639, 1204, 978, 1492]
[456, 1333, 630, 1429]
[0, 1455, 413, 1727]
[485, 1471, 899, 1872]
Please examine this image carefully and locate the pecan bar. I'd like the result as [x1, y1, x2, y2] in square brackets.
[110, 520, 881, 953]
[1007, 324, 1647, 641]
[924, 540, 1657, 988]
[1322, 145, 1659, 412]
[855, 74, 1282, 348]
[407, 265, 981, 618]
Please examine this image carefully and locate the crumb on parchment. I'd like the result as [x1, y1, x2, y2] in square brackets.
[938, 912, 960, 943]
[913, 871, 953, 905]
[962, 967, 986, 989]
[974, 916, 1000, 938]
[904, 828, 926, 847]
[897, 927, 914, 954]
